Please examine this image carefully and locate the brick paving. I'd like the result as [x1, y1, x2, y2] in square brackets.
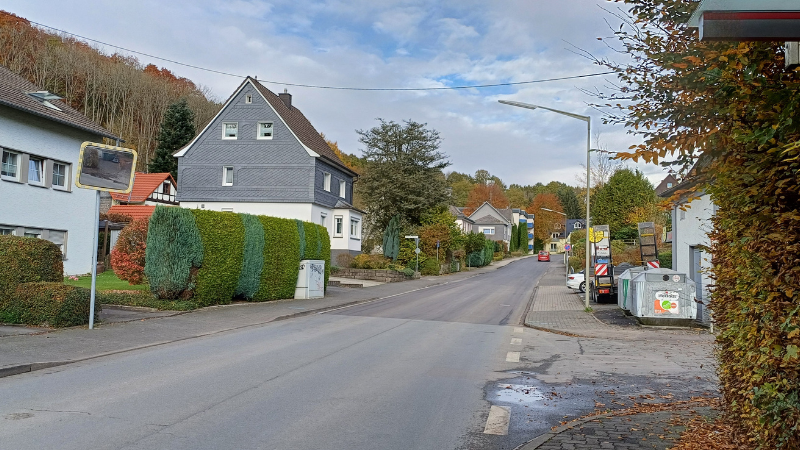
[525, 264, 609, 334]
[524, 407, 717, 450]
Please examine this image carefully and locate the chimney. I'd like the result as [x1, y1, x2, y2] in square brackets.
[279, 89, 292, 109]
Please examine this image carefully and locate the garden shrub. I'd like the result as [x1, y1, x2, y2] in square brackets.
[191, 209, 245, 307]
[0, 282, 97, 327]
[352, 254, 390, 269]
[402, 267, 415, 277]
[510, 251, 523, 257]
[0, 236, 63, 298]
[420, 258, 440, 276]
[110, 218, 148, 285]
[145, 206, 203, 299]
[483, 239, 494, 266]
[318, 225, 331, 290]
[337, 253, 355, 268]
[296, 219, 306, 259]
[254, 217, 300, 301]
[98, 291, 197, 311]
[235, 214, 265, 299]
[657, 250, 672, 270]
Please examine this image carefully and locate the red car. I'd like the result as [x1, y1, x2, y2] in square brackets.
[538, 251, 550, 262]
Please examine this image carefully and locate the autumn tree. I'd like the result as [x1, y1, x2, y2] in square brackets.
[149, 99, 195, 178]
[556, 186, 583, 219]
[590, 168, 655, 238]
[529, 193, 563, 243]
[592, 1, 800, 446]
[463, 182, 509, 215]
[356, 119, 450, 237]
[445, 171, 475, 206]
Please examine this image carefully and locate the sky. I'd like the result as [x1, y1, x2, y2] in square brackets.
[3, 0, 672, 189]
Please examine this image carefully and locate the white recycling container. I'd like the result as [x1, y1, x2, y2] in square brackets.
[617, 267, 647, 312]
[629, 269, 697, 325]
[295, 260, 325, 299]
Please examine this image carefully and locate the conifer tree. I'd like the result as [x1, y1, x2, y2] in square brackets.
[149, 99, 195, 178]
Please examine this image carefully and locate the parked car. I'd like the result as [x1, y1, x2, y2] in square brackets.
[538, 251, 550, 262]
[567, 270, 585, 292]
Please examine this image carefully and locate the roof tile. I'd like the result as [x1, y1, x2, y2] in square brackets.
[110, 173, 174, 202]
[107, 205, 157, 221]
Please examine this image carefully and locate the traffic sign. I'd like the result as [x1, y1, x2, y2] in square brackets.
[414, 248, 421, 254]
[595, 263, 609, 276]
[564, 244, 572, 251]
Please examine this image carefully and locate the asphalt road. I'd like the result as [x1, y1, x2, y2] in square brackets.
[0, 258, 550, 450]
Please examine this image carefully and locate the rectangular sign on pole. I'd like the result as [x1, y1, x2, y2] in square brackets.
[76, 142, 137, 193]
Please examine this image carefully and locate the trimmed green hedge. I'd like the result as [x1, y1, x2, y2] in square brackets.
[235, 214, 265, 299]
[254, 216, 301, 301]
[98, 291, 197, 311]
[0, 282, 97, 327]
[145, 206, 204, 299]
[192, 209, 245, 307]
[0, 236, 63, 298]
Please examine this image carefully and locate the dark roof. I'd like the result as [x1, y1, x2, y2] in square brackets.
[250, 79, 356, 176]
[654, 173, 678, 196]
[449, 205, 466, 219]
[659, 156, 714, 198]
[0, 64, 118, 140]
[333, 199, 365, 214]
[472, 214, 506, 225]
[497, 208, 513, 222]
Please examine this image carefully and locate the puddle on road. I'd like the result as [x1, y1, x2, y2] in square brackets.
[494, 384, 545, 403]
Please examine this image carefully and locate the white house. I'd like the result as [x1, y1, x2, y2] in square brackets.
[0, 65, 119, 275]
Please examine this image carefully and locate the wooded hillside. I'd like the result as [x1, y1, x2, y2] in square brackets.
[0, 11, 221, 171]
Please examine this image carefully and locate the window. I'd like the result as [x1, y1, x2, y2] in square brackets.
[223, 166, 234, 186]
[334, 216, 343, 237]
[573, 222, 582, 229]
[320, 213, 327, 226]
[162, 182, 170, 194]
[0, 227, 13, 235]
[667, 182, 673, 188]
[221, 208, 234, 212]
[52, 162, 68, 189]
[551, 232, 560, 239]
[482, 228, 495, 235]
[222, 122, 238, 139]
[245, 95, 252, 104]
[24, 229, 41, 238]
[323, 172, 331, 191]
[46, 230, 66, 256]
[550, 243, 558, 251]
[339, 180, 346, 198]
[28, 157, 44, 185]
[1, 150, 19, 180]
[350, 218, 360, 238]
[258, 122, 274, 139]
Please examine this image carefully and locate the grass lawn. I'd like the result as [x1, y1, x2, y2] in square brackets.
[64, 271, 149, 291]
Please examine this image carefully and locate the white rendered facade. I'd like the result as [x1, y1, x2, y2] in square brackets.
[671, 192, 715, 323]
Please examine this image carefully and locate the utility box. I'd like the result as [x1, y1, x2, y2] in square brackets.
[617, 267, 647, 312]
[629, 269, 697, 326]
[295, 260, 325, 299]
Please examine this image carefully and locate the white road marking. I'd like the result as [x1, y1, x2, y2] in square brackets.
[510, 338, 522, 345]
[483, 405, 511, 435]
[506, 352, 520, 362]
[501, 304, 511, 307]
[513, 327, 524, 333]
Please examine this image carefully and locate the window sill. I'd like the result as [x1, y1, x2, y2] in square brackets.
[256, 137, 274, 140]
[222, 137, 238, 140]
[53, 186, 70, 192]
[333, 234, 343, 238]
[28, 182, 48, 188]
[1, 176, 22, 183]
[350, 236, 361, 241]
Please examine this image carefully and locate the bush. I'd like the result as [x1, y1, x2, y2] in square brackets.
[145, 206, 204, 299]
[337, 253, 355, 268]
[0, 282, 97, 327]
[0, 236, 63, 298]
[352, 254, 390, 269]
[235, 214, 265, 299]
[510, 251, 523, 257]
[100, 212, 133, 224]
[110, 218, 148, 285]
[420, 258, 440, 276]
[402, 267, 415, 277]
[254, 217, 300, 301]
[483, 239, 494, 266]
[658, 250, 672, 269]
[191, 209, 245, 307]
[98, 291, 197, 311]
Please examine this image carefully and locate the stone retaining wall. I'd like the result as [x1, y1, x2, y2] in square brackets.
[332, 268, 416, 282]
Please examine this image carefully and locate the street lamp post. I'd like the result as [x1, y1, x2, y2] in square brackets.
[499, 100, 592, 309]
[541, 207, 569, 283]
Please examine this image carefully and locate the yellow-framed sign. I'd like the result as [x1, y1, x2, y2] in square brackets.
[75, 142, 137, 194]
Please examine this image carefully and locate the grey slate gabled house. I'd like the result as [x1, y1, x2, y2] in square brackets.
[175, 77, 362, 258]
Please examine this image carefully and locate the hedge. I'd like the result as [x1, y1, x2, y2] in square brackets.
[235, 214, 265, 299]
[145, 206, 204, 299]
[0, 236, 63, 298]
[0, 282, 97, 327]
[253, 216, 300, 301]
[192, 209, 245, 307]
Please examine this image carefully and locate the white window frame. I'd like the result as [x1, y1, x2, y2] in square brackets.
[0, 226, 13, 235]
[333, 216, 343, 237]
[257, 121, 274, 140]
[1, 149, 20, 181]
[573, 222, 582, 229]
[24, 228, 42, 239]
[350, 218, 360, 239]
[323, 172, 331, 192]
[482, 227, 495, 235]
[245, 94, 252, 104]
[52, 162, 69, 190]
[339, 180, 346, 198]
[46, 230, 67, 258]
[27, 156, 45, 186]
[222, 122, 238, 140]
[221, 208, 234, 212]
[222, 166, 234, 186]
[550, 243, 558, 251]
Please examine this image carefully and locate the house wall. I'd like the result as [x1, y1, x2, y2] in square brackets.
[314, 159, 353, 208]
[470, 203, 511, 244]
[177, 82, 315, 203]
[672, 193, 714, 322]
[0, 105, 101, 275]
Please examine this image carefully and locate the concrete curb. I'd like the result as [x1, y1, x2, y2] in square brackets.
[0, 257, 526, 379]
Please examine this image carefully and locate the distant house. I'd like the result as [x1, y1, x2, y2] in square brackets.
[174, 77, 362, 260]
[511, 208, 534, 254]
[546, 218, 586, 253]
[655, 173, 678, 196]
[0, 64, 119, 275]
[106, 172, 178, 221]
[457, 202, 513, 246]
[659, 163, 714, 324]
[449, 206, 475, 234]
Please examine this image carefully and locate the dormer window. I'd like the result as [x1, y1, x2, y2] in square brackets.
[222, 122, 238, 139]
[258, 122, 273, 139]
[27, 91, 62, 111]
[574, 222, 582, 229]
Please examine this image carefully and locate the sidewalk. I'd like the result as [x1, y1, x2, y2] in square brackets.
[0, 255, 529, 378]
